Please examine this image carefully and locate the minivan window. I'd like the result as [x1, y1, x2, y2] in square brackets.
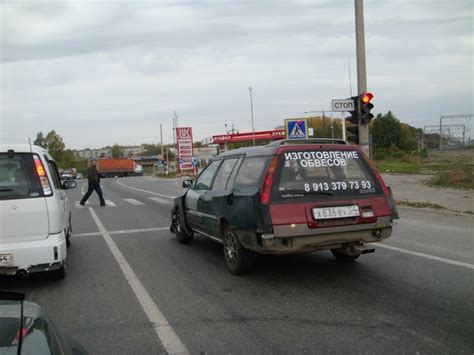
[46, 159, 61, 189]
[194, 160, 221, 190]
[0, 153, 44, 200]
[234, 157, 268, 186]
[212, 158, 239, 192]
[274, 149, 383, 200]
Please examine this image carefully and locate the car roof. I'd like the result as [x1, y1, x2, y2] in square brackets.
[213, 139, 358, 159]
[0, 144, 53, 160]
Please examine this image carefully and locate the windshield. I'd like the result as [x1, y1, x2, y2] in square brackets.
[273, 149, 383, 201]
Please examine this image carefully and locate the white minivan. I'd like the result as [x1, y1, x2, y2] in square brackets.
[0, 144, 76, 278]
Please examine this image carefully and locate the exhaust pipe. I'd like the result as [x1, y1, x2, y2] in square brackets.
[360, 248, 375, 254]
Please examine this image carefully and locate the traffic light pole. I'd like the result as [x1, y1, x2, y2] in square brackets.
[355, 0, 370, 155]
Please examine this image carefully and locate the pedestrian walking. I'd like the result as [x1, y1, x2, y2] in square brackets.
[80, 159, 106, 206]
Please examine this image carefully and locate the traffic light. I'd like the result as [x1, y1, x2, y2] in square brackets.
[347, 126, 359, 144]
[345, 95, 360, 144]
[360, 92, 374, 124]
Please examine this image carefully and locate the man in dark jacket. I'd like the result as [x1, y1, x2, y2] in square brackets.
[79, 159, 106, 206]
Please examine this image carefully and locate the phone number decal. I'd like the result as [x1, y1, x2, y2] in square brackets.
[304, 180, 372, 192]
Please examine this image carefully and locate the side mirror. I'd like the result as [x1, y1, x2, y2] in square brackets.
[182, 179, 193, 188]
[62, 180, 77, 190]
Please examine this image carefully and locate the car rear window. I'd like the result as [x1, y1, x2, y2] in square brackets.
[272, 149, 383, 201]
[0, 153, 44, 200]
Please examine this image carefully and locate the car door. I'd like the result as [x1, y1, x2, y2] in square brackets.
[184, 160, 221, 232]
[200, 157, 241, 237]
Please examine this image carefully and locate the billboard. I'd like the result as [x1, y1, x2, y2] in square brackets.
[176, 127, 194, 173]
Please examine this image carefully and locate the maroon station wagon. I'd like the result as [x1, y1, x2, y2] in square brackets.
[171, 139, 399, 274]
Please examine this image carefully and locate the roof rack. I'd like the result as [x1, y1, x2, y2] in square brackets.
[266, 138, 348, 147]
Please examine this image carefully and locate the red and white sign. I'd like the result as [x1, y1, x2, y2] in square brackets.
[176, 127, 194, 173]
[212, 129, 285, 143]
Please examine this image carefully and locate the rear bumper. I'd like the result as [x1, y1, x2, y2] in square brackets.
[0, 231, 67, 275]
[237, 217, 393, 255]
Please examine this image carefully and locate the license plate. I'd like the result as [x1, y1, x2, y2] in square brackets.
[0, 254, 12, 266]
[312, 205, 360, 220]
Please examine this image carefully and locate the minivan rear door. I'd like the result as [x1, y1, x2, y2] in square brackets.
[0, 153, 49, 243]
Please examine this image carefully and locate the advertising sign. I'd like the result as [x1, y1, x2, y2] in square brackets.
[176, 127, 194, 173]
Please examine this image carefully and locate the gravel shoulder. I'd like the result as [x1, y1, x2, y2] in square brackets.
[382, 173, 473, 215]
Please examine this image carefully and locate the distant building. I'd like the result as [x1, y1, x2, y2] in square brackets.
[75, 148, 112, 160]
[122, 145, 144, 157]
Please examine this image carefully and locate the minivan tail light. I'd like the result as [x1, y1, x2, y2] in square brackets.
[259, 155, 279, 205]
[34, 155, 52, 195]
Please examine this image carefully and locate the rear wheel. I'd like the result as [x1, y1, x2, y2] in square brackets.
[174, 209, 193, 244]
[331, 250, 360, 261]
[223, 226, 256, 275]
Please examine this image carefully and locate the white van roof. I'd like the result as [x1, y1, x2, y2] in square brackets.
[0, 144, 53, 160]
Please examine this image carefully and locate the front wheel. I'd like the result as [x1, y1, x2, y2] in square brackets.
[223, 227, 256, 275]
[174, 209, 193, 244]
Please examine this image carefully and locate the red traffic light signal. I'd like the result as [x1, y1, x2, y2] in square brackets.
[361, 92, 373, 104]
[360, 92, 374, 124]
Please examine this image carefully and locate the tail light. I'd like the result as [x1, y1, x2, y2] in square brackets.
[33, 155, 52, 195]
[259, 155, 279, 205]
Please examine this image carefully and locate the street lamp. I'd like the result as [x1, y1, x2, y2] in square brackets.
[249, 86, 255, 146]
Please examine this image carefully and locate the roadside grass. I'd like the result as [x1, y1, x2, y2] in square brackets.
[428, 164, 474, 189]
[374, 159, 422, 174]
[375, 150, 473, 189]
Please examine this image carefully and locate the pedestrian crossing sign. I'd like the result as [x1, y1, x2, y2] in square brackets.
[285, 119, 308, 140]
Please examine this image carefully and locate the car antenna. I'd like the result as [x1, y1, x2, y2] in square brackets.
[28, 137, 33, 153]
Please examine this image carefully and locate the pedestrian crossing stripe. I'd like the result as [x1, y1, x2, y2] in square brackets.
[105, 199, 116, 207]
[148, 197, 172, 204]
[124, 198, 145, 206]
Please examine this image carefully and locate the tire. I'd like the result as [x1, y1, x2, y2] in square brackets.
[331, 250, 360, 261]
[223, 226, 256, 275]
[174, 209, 193, 244]
[66, 215, 72, 248]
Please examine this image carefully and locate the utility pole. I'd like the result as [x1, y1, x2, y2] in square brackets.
[160, 123, 163, 157]
[249, 86, 255, 146]
[355, 0, 369, 155]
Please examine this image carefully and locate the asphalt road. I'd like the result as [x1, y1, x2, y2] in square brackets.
[2, 176, 473, 354]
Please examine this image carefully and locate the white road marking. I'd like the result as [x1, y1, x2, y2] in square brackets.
[88, 208, 189, 354]
[73, 227, 169, 238]
[149, 197, 172, 205]
[105, 199, 116, 207]
[124, 198, 146, 206]
[81, 182, 87, 195]
[378, 243, 474, 270]
[116, 178, 176, 199]
[75, 201, 90, 208]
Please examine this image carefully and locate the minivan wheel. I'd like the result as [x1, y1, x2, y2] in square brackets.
[174, 209, 193, 244]
[223, 227, 256, 275]
[331, 250, 360, 261]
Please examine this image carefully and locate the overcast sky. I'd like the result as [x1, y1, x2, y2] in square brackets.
[1, 0, 472, 149]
